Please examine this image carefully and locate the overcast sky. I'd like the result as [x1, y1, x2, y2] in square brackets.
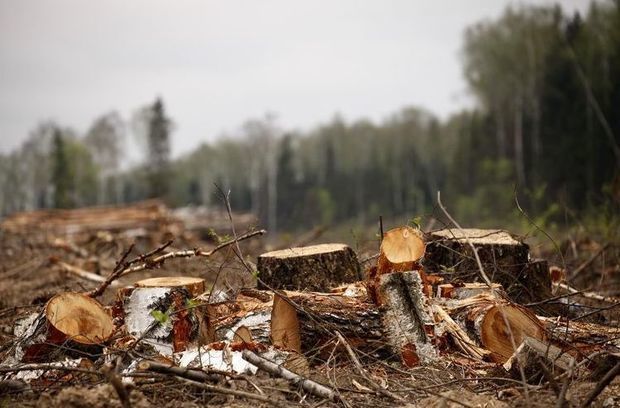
[0, 0, 590, 158]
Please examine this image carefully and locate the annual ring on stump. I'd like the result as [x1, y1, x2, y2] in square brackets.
[480, 303, 546, 363]
[380, 226, 425, 264]
[45, 292, 114, 344]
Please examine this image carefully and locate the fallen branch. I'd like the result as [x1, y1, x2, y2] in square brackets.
[176, 376, 284, 407]
[569, 243, 611, 280]
[52, 259, 112, 285]
[101, 362, 131, 408]
[335, 331, 406, 402]
[138, 360, 221, 383]
[241, 349, 339, 402]
[119, 229, 266, 277]
[579, 361, 620, 408]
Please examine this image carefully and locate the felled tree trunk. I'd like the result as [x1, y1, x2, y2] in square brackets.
[378, 271, 436, 366]
[118, 277, 207, 355]
[368, 226, 426, 303]
[424, 229, 551, 304]
[257, 244, 361, 291]
[439, 293, 546, 363]
[15, 292, 114, 362]
[272, 291, 388, 362]
[503, 336, 576, 381]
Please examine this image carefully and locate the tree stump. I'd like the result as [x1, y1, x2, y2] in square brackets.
[257, 243, 361, 291]
[15, 292, 114, 362]
[378, 271, 436, 366]
[119, 277, 207, 355]
[424, 229, 551, 304]
[368, 226, 426, 303]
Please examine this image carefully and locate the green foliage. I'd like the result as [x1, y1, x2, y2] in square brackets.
[150, 310, 169, 324]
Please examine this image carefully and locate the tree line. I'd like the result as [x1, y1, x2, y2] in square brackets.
[1, 1, 618, 232]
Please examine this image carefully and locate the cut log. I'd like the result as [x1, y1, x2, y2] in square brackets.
[440, 294, 546, 363]
[424, 229, 551, 304]
[12, 293, 114, 363]
[257, 243, 361, 291]
[378, 271, 436, 366]
[270, 294, 301, 352]
[272, 290, 388, 362]
[368, 226, 426, 303]
[503, 336, 577, 380]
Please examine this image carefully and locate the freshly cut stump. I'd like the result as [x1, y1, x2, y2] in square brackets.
[16, 292, 114, 362]
[368, 226, 426, 303]
[118, 277, 207, 355]
[257, 243, 361, 291]
[442, 294, 546, 363]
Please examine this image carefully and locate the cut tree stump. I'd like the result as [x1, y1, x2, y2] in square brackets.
[14, 292, 114, 362]
[424, 229, 551, 304]
[440, 293, 546, 363]
[271, 290, 388, 362]
[119, 277, 207, 355]
[257, 243, 361, 291]
[378, 271, 436, 366]
[368, 226, 426, 303]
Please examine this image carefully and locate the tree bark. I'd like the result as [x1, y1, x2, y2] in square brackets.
[257, 243, 361, 291]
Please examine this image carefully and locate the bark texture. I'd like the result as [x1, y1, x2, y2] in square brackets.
[257, 243, 361, 291]
[424, 229, 550, 304]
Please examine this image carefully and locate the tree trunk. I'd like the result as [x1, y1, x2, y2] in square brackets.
[439, 293, 546, 363]
[272, 291, 388, 362]
[257, 243, 361, 291]
[378, 271, 437, 366]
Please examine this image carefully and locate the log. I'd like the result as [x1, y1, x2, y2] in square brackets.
[424, 229, 551, 304]
[257, 243, 361, 291]
[378, 271, 436, 366]
[13, 292, 114, 362]
[503, 336, 576, 380]
[368, 226, 426, 303]
[120, 279, 207, 355]
[271, 290, 388, 362]
[440, 294, 546, 363]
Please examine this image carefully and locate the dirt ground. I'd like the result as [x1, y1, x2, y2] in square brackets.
[1, 221, 619, 407]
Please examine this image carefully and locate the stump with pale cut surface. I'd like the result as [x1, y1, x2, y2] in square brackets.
[257, 243, 361, 291]
[16, 292, 114, 362]
[424, 228, 551, 304]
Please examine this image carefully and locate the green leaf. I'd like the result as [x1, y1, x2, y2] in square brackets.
[150, 310, 169, 324]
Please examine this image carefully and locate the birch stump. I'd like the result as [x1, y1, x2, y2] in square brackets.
[378, 271, 436, 366]
[257, 244, 361, 291]
[118, 277, 207, 355]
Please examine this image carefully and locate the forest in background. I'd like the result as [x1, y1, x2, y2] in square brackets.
[0, 1, 618, 236]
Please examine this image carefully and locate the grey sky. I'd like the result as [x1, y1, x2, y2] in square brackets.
[0, 0, 590, 159]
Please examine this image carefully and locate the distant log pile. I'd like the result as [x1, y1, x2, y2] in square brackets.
[0, 200, 171, 235]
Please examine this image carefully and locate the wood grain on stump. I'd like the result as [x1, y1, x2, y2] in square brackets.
[257, 243, 360, 291]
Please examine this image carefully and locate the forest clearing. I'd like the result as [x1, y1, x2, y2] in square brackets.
[0, 200, 618, 407]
